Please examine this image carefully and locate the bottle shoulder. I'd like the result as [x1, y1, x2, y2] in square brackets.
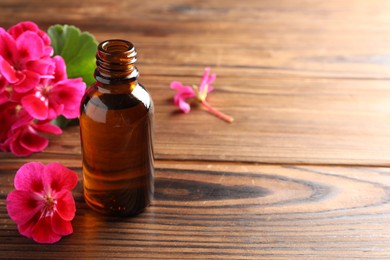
[80, 83, 153, 125]
[81, 83, 153, 111]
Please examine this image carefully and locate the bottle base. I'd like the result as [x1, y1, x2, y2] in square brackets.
[85, 198, 150, 217]
[83, 187, 152, 217]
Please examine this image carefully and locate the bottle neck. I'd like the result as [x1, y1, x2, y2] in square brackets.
[95, 39, 139, 86]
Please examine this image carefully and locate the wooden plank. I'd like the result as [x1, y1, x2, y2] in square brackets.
[150, 76, 390, 166]
[1, 0, 390, 259]
[0, 0, 390, 78]
[0, 0, 389, 165]
[1, 161, 390, 259]
[1, 76, 389, 166]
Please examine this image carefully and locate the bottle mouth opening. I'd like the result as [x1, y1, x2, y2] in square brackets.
[98, 39, 136, 57]
[96, 39, 139, 82]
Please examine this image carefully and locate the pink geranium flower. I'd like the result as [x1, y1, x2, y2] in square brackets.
[8, 21, 53, 57]
[0, 104, 62, 156]
[0, 21, 86, 157]
[170, 67, 233, 123]
[21, 56, 86, 120]
[0, 27, 52, 93]
[6, 162, 78, 244]
[3, 108, 62, 156]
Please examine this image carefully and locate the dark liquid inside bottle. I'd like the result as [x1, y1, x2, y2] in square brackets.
[79, 40, 154, 216]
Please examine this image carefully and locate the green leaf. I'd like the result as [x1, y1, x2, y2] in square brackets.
[51, 115, 71, 128]
[51, 115, 80, 129]
[47, 24, 98, 87]
[48, 25, 97, 128]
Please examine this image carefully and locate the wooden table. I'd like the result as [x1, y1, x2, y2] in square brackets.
[1, 0, 390, 259]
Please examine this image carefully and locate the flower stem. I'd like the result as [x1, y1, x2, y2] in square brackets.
[201, 100, 234, 123]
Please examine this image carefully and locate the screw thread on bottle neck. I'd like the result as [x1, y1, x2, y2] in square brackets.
[95, 39, 139, 84]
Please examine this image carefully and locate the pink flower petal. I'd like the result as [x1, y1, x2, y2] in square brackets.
[44, 46, 54, 57]
[173, 90, 196, 106]
[0, 78, 9, 104]
[208, 74, 216, 85]
[19, 127, 49, 152]
[171, 83, 195, 94]
[52, 211, 73, 236]
[8, 124, 49, 156]
[14, 162, 45, 192]
[16, 31, 45, 64]
[6, 190, 41, 225]
[48, 104, 64, 120]
[178, 98, 191, 113]
[9, 133, 34, 157]
[17, 217, 36, 238]
[199, 67, 211, 89]
[171, 82, 196, 107]
[48, 78, 86, 119]
[31, 216, 62, 244]
[0, 28, 17, 63]
[8, 21, 39, 39]
[0, 75, 6, 89]
[9, 88, 29, 103]
[176, 87, 196, 96]
[33, 123, 62, 135]
[0, 91, 9, 105]
[44, 162, 79, 192]
[26, 58, 55, 76]
[54, 190, 76, 221]
[199, 67, 216, 93]
[12, 70, 40, 93]
[0, 56, 18, 83]
[52, 56, 67, 82]
[21, 94, 49, 120]
[0, 143, 9, 152]
[8, 21, 51, 46]
[0, 102, 17, 141]
[170, 81, 185, 90]
[11, 109, 33, 131]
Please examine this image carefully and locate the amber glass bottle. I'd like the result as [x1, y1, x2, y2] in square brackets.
[79, 39, 154, 216]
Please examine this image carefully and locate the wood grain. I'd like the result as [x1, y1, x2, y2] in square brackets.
[1, 0, 390, 258]
[2, 0, 390, 165]
[0, 75, 389, 166]
[2, 0, 390, 79]
[2, 75, 390, 165]
[1, 161, 390, 259]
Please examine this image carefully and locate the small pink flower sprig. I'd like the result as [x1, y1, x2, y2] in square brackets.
[6, 162, 78, 244]
[170, 67, 234, 123]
